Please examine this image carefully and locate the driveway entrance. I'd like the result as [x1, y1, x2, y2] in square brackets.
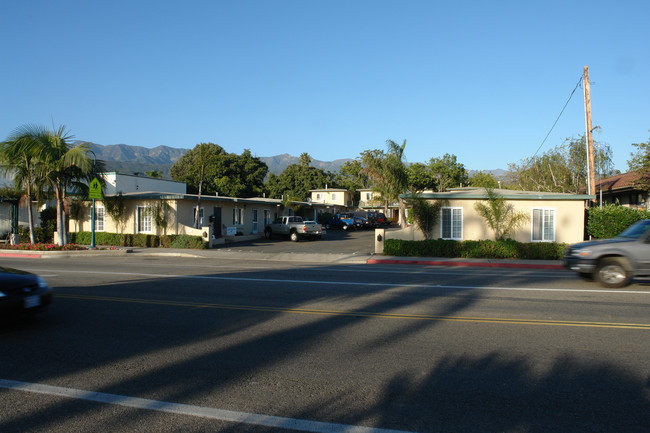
[212, 227, 378, 255]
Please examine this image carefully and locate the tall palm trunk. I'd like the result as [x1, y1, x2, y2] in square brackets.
[399, 197, 407, 228]
[23, 155, 36, 244]
[55, 184, 65, 246]
[26, 193, 35, 244]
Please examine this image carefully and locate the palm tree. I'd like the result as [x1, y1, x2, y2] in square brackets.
[1, 125, 47, 243]
[361, 140, 409, 228]
[384, 139, 409, 228]
[474, 188, 529, 240]
[5, 124, 92, 246]
[360, 149, 391, 215]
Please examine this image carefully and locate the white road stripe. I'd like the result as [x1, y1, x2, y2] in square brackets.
[25, 268, 650, 294]
[0, 379, 412, 433]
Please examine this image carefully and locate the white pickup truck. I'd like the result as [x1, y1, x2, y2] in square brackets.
[263, 216, 323, 242]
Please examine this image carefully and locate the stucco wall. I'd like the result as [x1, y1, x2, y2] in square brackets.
[73, 199, 284, 238]
[409, 198, 586, 244]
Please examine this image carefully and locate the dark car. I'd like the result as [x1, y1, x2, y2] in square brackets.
[325, 216, 346, 230]
[0, 266, 53, 319]
[366, 212, 389, 227]
[563, 219, 650, 288]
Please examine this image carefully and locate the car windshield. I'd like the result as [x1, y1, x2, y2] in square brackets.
[617, 220, 650, 239]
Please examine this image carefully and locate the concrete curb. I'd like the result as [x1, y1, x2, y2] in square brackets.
[366, 258, 565, 270]
[0, 247, 565, 270]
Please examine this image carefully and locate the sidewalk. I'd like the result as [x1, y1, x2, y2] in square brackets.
[0, 246, 565, 269]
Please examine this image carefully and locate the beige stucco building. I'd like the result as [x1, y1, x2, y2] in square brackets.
[72, 191, 325, 246]
[310, 188, 354, 207]
[398, 188, 593, 244]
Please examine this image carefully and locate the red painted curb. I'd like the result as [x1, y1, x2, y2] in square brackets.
[366, 259, 564, 270]
[0, 252, 42, 258]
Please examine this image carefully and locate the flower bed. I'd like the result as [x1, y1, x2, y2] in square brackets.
[0, 243, 88, 251]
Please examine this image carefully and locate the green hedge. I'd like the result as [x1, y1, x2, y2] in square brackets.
[69, 232, 207, 249]
[384, 238, 566, 260]
[587, 204, 650, 239]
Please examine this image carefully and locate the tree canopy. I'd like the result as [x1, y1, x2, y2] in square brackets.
[170, 143, 268, 198]
[469, 171, 500, 189]
[428, 153, 469, 192]
[628, 134, 650, 192]
[508, 135, 616, 193]
[264, 153, 335, 201]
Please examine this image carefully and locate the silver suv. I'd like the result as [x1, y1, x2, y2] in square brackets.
[563, 219, 650, 288]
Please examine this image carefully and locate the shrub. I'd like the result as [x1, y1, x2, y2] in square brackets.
[383, 238, 566, 260]
[68, 232, 207, 249]
[587, 204, 650, 239]
[170, 235, 207, 249]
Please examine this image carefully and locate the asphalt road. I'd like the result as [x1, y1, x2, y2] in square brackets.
[212, 226, 380, 255]
[1, 254, 649, 433]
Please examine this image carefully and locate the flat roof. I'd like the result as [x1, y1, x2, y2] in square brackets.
[401, 187, 595, 201]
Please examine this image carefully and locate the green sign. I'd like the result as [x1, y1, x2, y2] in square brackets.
[89, 178, 102, 199]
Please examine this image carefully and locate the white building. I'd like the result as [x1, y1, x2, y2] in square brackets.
[100, 172, 186, 195]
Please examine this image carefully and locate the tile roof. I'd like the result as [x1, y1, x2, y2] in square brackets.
[596, 172, 641, 191]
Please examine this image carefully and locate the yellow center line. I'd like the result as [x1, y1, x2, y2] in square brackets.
[57, 294, 650, 330]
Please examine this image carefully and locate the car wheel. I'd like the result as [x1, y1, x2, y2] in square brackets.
[290, 231, 299, 242]
[596, 258, 630, 288]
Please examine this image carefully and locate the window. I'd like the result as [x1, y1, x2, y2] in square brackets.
[365, 192, 372, 201]
[137, 206, 153, 233]
[315, 193, 322, 201]
[532, 208, 554, 242]
[194, 207, 204, 227]
[264, 209, 271, 225]
[441, 207, 463, 240]
[94, 206, 105, 232]
[331, 193, 338, 201]
[233, 208, 242, 225]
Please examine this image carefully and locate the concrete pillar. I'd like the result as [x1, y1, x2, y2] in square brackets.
[375, 228, 385, 254]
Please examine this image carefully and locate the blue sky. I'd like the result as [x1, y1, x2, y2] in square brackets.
[1, 0, 648, 171]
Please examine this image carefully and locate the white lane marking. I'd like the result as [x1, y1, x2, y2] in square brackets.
[14, 268, 650, 295]
[0, 379, 411, 433]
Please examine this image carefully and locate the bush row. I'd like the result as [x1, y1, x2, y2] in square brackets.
[69, 232, 207, 249]
[586, 204, 650, 239]
[384, 238, 566, 260]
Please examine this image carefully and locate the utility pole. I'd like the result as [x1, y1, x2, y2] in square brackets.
[584, 66, 596, 201]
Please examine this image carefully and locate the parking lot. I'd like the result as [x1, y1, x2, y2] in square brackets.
[213, 225, 382, 255]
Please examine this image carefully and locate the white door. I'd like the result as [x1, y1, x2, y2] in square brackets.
[252, 209, 259, 234]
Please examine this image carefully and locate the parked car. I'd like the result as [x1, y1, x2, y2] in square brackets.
[325, 216, 346, 230]
[0, 267, 53, 320]
[366, 212, 389, 227]
[264, 216, 323, 241]
[563, 219, 650, 288]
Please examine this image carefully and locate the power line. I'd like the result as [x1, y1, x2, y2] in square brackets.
[532, 76, 583, 158]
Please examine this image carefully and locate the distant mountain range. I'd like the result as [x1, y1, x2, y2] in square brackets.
[78, 142, 352, 178]
[75, 141, 507, 181]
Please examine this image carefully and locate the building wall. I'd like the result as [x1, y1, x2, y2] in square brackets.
[310, 190, 353, 207]
[411, 198, 586, 244]
[73, 198, 284, 238]
[0, 201, 44, 235]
